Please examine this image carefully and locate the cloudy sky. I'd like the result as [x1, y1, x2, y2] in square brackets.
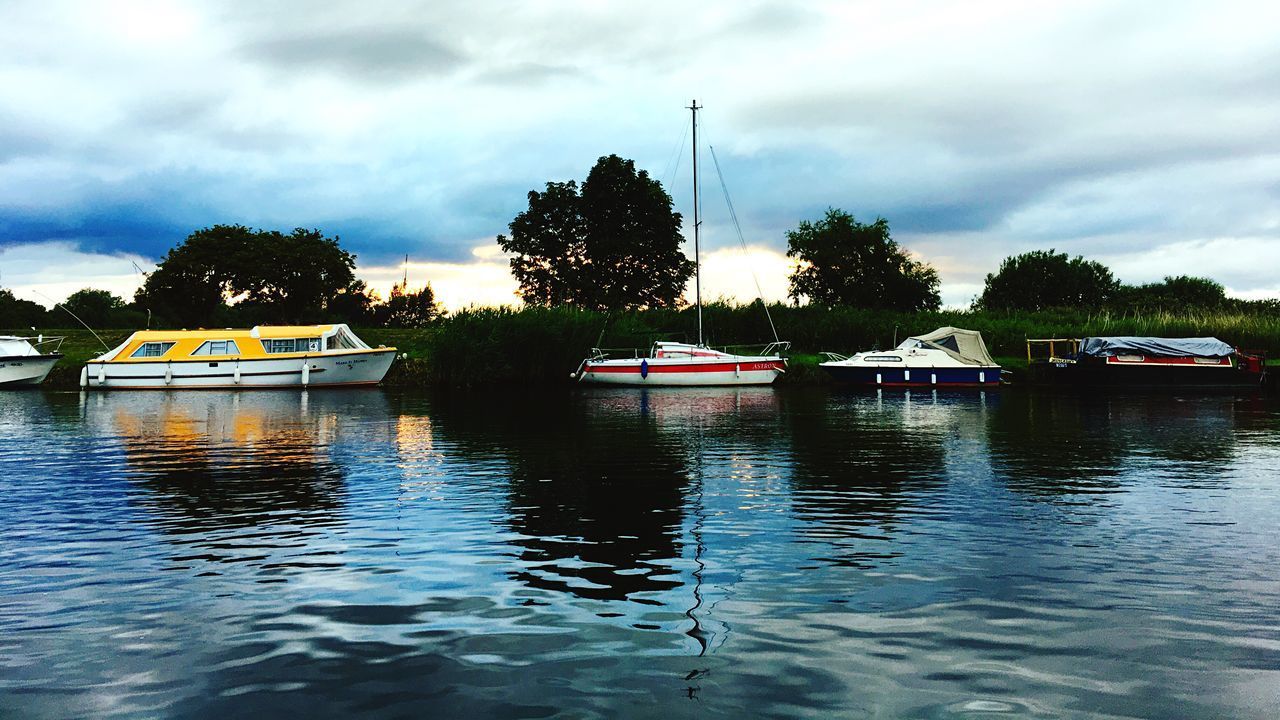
[2, 0, 1278, 310]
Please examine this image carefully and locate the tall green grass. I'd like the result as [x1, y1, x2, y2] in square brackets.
[13, 304, 1280, 388]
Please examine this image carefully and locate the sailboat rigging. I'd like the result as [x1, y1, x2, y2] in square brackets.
[573, 100, 789, 386]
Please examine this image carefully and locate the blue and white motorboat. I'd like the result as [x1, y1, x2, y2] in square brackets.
[820, 327, 1002, 387]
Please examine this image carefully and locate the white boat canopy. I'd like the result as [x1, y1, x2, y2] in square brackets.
[0, 337, 42, 357]
[899, 327, 997, 366]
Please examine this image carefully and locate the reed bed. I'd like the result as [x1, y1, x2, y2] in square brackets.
[14, 304, 1280, 388]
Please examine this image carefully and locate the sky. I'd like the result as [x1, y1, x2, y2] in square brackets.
[1, 0, 1278, 311]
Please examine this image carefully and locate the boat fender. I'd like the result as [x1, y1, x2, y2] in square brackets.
[164, 366, 172, 385]
[80, 366, 88, 388]
[904, 369, 910, 382]
[979, 371, 986, 384]
[301, 361, 310, 386]
[640, 359, 648, 380]
[233, 364, 241, 384]
[735, 363, 740, 378]
[97, 364, 105, 386]
[876, 372, 882, 385]
[931, 372, 937, 385]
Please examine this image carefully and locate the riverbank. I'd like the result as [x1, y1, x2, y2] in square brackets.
[12, 304, 1278, 389]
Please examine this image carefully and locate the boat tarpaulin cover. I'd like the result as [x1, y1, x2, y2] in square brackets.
[1080, 336, 1234, 358]
[906, 327, 997, 366]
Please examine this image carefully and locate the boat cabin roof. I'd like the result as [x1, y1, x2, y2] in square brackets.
[94, 324, 372, 362]
[122, 325, 338, 342]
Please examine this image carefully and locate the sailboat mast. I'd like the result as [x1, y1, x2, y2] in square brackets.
[688, 99, 702, 347]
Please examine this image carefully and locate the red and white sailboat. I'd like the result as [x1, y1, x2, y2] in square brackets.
[573, 101, 788, 387]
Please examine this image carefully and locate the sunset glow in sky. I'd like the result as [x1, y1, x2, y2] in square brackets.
[2, 1, 1278, 309]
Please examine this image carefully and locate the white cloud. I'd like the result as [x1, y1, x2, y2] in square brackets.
[1, 0, 1279, 302]
[0, 242, 152, 306]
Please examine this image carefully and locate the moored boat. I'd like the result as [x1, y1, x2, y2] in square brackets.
[81, 324, 396, 389]
[820, 327, 1002, 387]
[571, 99, 789, 387]
[1027, 336, 1266, 389]
[0, 335, 64, 387]
[575, 341, 788, 386]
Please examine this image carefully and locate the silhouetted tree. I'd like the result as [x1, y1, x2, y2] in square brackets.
[497, 154, 694, 310]
[786, 209, 940, 311]
[976, 249, 1119, 311]
[60, 288, 125, 327]
[374, 281, 442, 327]
[1116, 275, 1227, 311]
[0, 288, 48, 328]
[137, 225, 373, 326]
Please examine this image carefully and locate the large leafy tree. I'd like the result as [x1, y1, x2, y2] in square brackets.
[61, 288, 125, 327]
[497, 154, 694, 310]
[0, 288, 49, 328]
[976, 249, 1119, 311]
[138, 225, 372, 326]
[786, 209, 940, 311]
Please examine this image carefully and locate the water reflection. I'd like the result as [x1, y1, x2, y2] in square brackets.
[987, 391, 1254, 497]
[423, 390, 692, 603]
[3, 387, 1279, 719]
[81, 390, 394, 571]
[785, 389, 989, 567]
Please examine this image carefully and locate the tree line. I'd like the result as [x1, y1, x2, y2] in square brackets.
[0, 225, 442, 330]
[499, 154, 1271, 316]
[3, 152, 1273, 331]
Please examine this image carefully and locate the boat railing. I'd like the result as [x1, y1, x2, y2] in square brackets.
[1026, 338, 1080, 364]
[820, 351, 848, 362]
[589, 347, 645, 360]
[24, 335, 67, 354]
[709, 341, 791, 356]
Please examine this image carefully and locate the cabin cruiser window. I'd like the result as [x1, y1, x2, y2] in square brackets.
[191, 340, 240, 356]
[265, 338, 319, 353]
[130, 341, 175, 358]
[865, 355, 903, 362]
[326, 332, 361, 350]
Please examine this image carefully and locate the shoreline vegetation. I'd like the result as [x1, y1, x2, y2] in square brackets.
[14, 302, 1280, 389]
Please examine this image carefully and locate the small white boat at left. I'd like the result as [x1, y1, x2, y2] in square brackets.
[82, 324, 396, 390]
[0, 335, 64, 387]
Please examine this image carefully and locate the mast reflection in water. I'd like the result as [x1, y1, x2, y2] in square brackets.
[1, 387, 1279, 719]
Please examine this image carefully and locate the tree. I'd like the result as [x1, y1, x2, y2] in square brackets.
[374, 281, 442, 327]
[785, 209, 940, 311]
[60, 288, 125, 327]
[497, 154, 694, 310]
[976, 249, 1119, 311]
[0, 288, 48, 328]
[138, 225, 373, 326]
[1117, 275, 1227, 311]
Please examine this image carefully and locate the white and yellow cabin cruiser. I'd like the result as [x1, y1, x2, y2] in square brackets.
[81, 324, 396, 389]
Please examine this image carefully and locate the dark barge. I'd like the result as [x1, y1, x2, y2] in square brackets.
[1026, 336, 1266, 389]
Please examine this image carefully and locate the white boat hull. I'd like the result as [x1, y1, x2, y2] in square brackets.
[0, 354, 60, 387]
[578, 356, 785, 386]
[83, 349, 396, 389]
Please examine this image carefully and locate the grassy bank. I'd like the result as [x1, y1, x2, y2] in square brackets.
[13, 304, 1280, 388]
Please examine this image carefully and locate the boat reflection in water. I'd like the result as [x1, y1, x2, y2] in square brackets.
[80, 390, 394, 563]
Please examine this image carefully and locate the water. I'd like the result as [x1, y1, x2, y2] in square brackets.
[2, 387, 1279, 719]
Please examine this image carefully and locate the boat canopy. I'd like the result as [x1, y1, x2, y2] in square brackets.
[0, 337, 39, 357]
[1080, 336, 1235, 358]
[898, 327, 996, 366]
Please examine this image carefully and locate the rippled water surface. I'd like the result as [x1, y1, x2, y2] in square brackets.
[3, 387, 1279, 718]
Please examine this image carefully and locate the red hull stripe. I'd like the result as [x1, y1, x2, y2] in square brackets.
[870, 382, 1000, 387]
[585, 361, 784, 374]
